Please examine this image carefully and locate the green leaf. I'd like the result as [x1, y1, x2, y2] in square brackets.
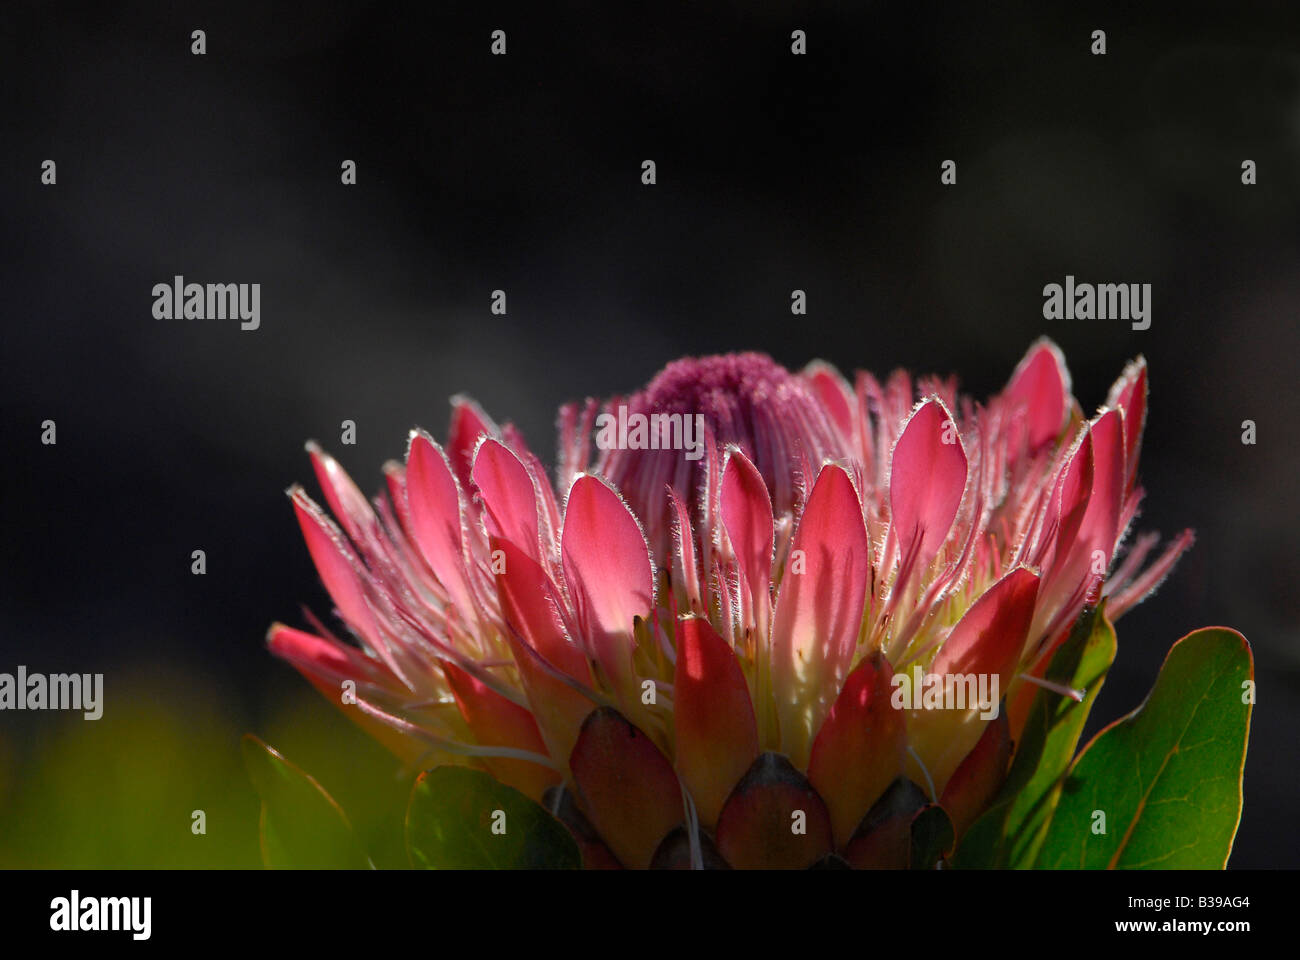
[909, 804, 954, 869]
[241, 734, 373, 869]
[406, 766, 580, 869]
[1035, 627, 1253, 869]
[952, 606, 1116, 868]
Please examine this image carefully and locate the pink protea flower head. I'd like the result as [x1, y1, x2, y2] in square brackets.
[267, 340, 1192, 868]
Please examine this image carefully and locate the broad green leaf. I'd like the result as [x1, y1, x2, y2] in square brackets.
[241, 734, 373, 869]
[952, 606, 1116, 868]
[1036, 627, 1253, 869]
[909, 804, 954, 869]
[406, 766, 580, 869]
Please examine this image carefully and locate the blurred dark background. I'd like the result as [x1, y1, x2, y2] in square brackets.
[1, 1, 1297, 867]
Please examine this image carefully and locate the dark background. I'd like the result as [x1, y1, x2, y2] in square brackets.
[2, 1, 1297, 867]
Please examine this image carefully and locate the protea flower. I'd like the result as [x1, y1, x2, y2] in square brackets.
[265, 341, 1200, 869]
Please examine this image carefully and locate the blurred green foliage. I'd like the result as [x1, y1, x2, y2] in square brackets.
[0, 664, 414, 868]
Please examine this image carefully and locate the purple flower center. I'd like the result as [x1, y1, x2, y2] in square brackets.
[597, 353, 843, 559]
[637, 352, 801, 421]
